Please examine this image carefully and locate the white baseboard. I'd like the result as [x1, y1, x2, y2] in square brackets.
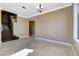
[20, 36, 29, 39]
[36, 37, 77, 56]
[71, 46, 77, 56]
[36, 37, 72, 46]
[71, 42, 79, 56]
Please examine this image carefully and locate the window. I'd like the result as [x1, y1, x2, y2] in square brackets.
[74, 3, 79, 46]
[77, 4, 79, 39]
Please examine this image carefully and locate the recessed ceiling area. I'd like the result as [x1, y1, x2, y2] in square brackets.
[0, 3, 72, 18]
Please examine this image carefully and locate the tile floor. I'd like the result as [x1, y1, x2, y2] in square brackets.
[0, 37, 31, 56]
[0, 37, 74, 56]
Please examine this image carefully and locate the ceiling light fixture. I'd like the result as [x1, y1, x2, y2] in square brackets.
[37, 3, 43, 13]
[22, 6, 27, 9]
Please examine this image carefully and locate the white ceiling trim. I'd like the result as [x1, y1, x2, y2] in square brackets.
[0, 4, 72, 19]
[18, 3, 72, 19]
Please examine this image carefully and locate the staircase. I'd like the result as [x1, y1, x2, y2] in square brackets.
[2, 24, 18, 42]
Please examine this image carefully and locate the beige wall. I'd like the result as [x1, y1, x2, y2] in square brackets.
[13, 16, 29, 38]
[30, 6, 73, 43]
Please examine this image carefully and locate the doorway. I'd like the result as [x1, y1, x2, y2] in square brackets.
[29, 21, 35, 36]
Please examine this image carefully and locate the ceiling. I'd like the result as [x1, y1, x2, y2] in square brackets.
[0, 3, 72, 18]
